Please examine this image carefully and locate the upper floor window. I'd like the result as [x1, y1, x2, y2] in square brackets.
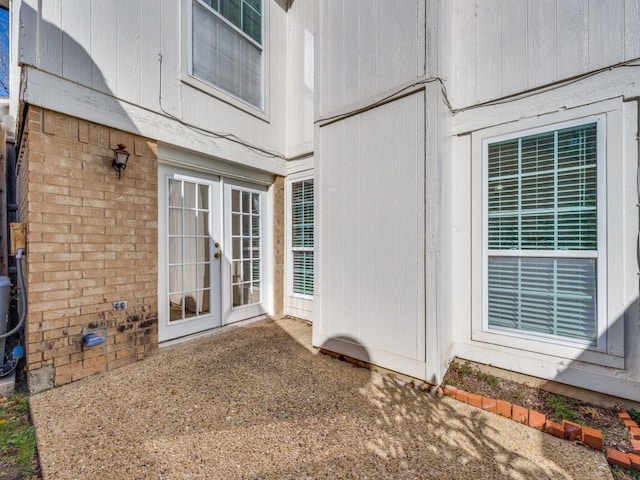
[191, 0, 263, 109]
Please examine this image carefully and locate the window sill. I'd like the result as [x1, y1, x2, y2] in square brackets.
[471, 329, 624, 369]
[290, 293, 313, 301]
[181, 74, 270, 123]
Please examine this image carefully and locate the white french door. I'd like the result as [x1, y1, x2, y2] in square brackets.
[159, 167, 268, 341]
[222, 182, 269, 324]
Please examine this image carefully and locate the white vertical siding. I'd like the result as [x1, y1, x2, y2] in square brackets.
[90, 1, 117, 94]
[17, 0, 294, 161]
[285, 0, 315, 157]
[316, 92, 426, 377]
[115, 0, 142, 106]
[62, 0, 92, 87]
[452, 0, 640, 107]
[317, 0, 425, 117]
[40, 0, 63, 76]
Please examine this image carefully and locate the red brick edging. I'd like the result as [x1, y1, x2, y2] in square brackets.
[438, 385, 638, 471]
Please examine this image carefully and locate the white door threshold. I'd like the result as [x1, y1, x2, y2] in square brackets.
[159, 315, 270, 349]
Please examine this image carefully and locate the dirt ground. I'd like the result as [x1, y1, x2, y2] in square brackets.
[443, 360, 632, 453]
[29, 318, 612, 480]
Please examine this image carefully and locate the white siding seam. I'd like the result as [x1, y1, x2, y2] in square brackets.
[451, 57, 640, 116]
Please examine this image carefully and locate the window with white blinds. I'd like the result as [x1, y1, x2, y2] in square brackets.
[191, 0, 263, 109]
[291, 179, 314, 297]
[486, 122, 601, 345]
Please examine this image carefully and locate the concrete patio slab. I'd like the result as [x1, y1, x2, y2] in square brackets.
[30, 318, 613, 479]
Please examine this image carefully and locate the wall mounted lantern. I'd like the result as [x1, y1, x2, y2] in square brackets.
[112, 143, 130, 180]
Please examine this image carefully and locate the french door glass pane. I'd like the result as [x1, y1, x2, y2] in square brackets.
[168, 178, 212, 322]
[230, 187, 261, 308]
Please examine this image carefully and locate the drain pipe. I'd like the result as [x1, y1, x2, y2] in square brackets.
[0, 248, 26, 377]
[0, 248, 27, 339]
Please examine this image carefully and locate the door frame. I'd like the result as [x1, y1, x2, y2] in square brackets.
[157, 160, 273, 342]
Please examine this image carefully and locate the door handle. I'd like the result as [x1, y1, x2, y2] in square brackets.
[214, 252, 221, 259]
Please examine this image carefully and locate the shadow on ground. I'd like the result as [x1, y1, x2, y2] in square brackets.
[29, 319, 611, 479]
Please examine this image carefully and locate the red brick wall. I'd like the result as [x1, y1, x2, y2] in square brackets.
[17, 106, 158, 390]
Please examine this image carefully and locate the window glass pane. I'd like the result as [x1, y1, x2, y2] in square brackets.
[232, 213, 240, 235]
[169, 238, 182, 264]
[198, 184, 209, 210]
[293, 251, 314, 296]
[184, 182, 196, 209]
[166, 176, 214, 322]
[242, 191, 251, 213]
[184, 210, 197, 236]
[232, 237, 241, 260]
[197, 211, 209, 236]
[243, 237, 251, 259]
[232, 189, 241, 212]
[192, 0, 262, 108]
[243, 5, 261, 43]
[169, 179, 183, 207]
[184, 292, 198, 318]
[291, 179, 314, 296]
[197, 289, 211, 315]
[169, 208, 182, 236]
[488, 124, 597, 251]
[169, 266, 182, 293]
[220, 0, 241, 28]
[184, 237, 197, 263]
[252, 215, 260, 236]
[232, 260, 242, 282]
[488, 256, 596, 343]
[184, 264, 197, 291]
[196, 237, 209, 263]
[197, 264, 210, 290]
[169, 294, 184, 321]
[242, 214, 251, 236]
[486, 123, 599, 344]
[233, 284, 242, 307]
[251, 282, 261, 304]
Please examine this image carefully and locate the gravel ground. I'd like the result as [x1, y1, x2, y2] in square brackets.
[30, 318, 613, 480]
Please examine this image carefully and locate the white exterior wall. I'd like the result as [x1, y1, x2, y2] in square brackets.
[451, 0, 640, 108]
[14, 0, 304, 175]
[314, 0, 448, 382]
[285, 0, 315, 159]
[447, 0, 640, 400]
[13, 0, 318, 327]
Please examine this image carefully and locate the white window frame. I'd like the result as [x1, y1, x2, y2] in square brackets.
[482, 115, 607, 350]
[182, 0, 270, 120]
[470, 101, 624, 369]
[288, 174, 314, 300]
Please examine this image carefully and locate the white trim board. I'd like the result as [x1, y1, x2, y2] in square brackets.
[21, 66, 288, 176]
[453, 341, 639, 402]
[452, 66, 640, 135]
[158, 142, 275, 186]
